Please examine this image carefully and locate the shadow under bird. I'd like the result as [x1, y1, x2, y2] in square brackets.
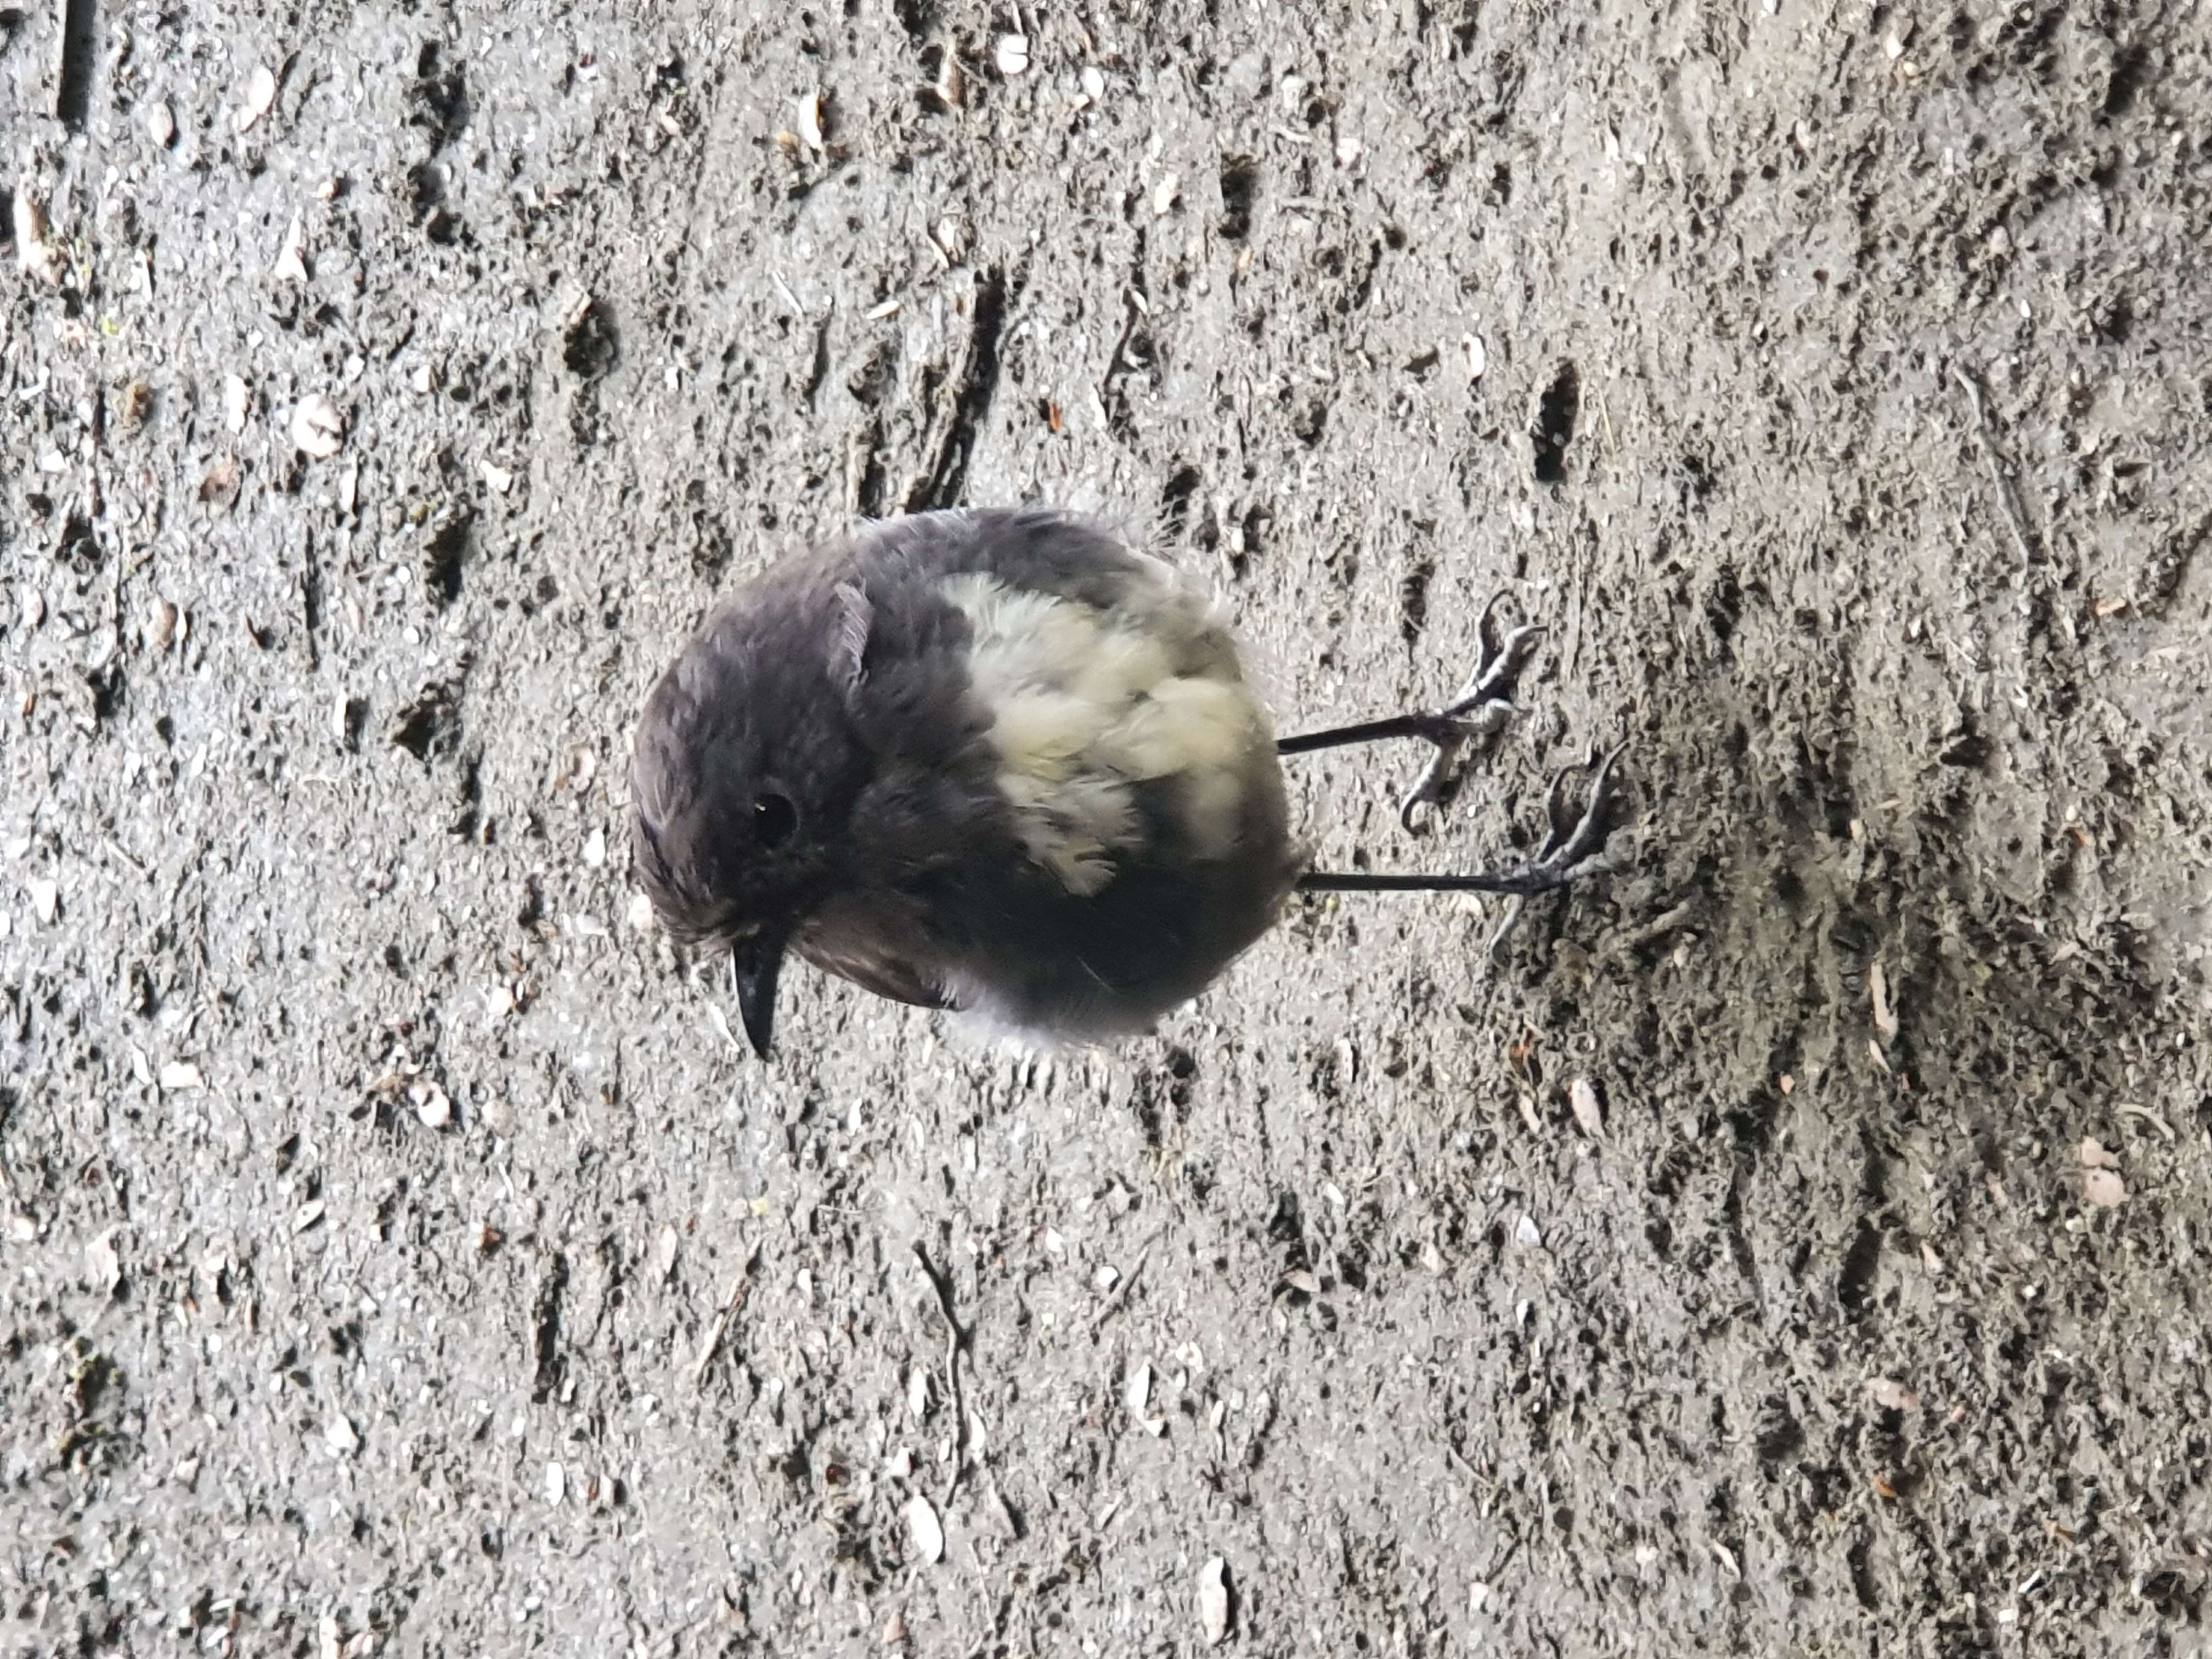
[630, 507, 1624, 1057]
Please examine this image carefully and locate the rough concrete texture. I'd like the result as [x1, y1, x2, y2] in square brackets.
[5, 1, 2212, 1654]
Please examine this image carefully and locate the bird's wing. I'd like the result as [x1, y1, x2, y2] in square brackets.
[793, 938, 957, 1013]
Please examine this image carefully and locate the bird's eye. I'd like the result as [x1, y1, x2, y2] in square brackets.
[753, 793, 798, 849]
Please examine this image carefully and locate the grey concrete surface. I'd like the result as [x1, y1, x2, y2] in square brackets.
[4, 2, 2210, 1654]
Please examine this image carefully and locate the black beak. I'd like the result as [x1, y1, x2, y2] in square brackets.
[729, 926, 790, 1059]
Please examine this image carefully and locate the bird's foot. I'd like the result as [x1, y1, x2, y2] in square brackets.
[1482, 743, 1629, 955]
[1399, 593, 1546, 834]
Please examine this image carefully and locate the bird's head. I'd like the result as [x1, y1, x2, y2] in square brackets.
[629, 625, 859, 1057]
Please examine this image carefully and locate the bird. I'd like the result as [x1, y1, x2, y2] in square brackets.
[629, 506, 1622, 1058]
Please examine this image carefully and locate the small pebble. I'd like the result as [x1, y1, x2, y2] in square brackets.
[291, 394, 346, 458]
[411, 1081, 452, 1129]
[903, 1493, 945, 1563]
[237, 64, 278, 132]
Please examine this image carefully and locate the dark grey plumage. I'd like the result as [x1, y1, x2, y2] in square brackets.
[630, 508, 1304, 1052]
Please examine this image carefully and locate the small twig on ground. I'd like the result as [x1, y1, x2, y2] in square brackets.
[1097, 291, 1143, 415]
[691, 1246, 760, 1390]
[1091, 1223, 1169, 1332]
[911, 1240, 973, 1504]
[2116, 1102, 2176, 1143]
[103, 837, 149, 881]
[1601, 900, 1695, 960]
[1950, 362, 2041, 573]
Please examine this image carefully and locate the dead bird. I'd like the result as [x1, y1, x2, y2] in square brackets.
[630, 507, 1623, 1056]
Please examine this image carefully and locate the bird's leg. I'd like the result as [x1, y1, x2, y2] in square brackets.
[1274, 593, 1545, 833]
[1296, 744, 1627, 930]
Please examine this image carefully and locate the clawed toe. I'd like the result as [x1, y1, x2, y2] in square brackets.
[1481, 743, 1629, 956]
[1399, 593, 1546, 834]
[1441, 591, 1548, 721]
[1536, 742, 1627, 877]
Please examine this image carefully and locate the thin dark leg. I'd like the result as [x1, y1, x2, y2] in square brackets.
[1276, 713, 1457, 756]
[1296, 744, 1627, 905]
[1299, 868, 1580, 896]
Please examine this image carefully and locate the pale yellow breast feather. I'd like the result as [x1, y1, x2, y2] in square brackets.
[941, 571, 1274, 894]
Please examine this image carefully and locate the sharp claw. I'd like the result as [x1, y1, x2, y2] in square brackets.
[1477, 589, 1510, 656]
[1482, 894, 1532, 960]
[1400, 699, 1527, 834]
[1400, 750, 1456, 834]
[1539, 766, 1583, 854]
[1533, 743, 1628, 877]
[1440, 622, 1545, 721]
